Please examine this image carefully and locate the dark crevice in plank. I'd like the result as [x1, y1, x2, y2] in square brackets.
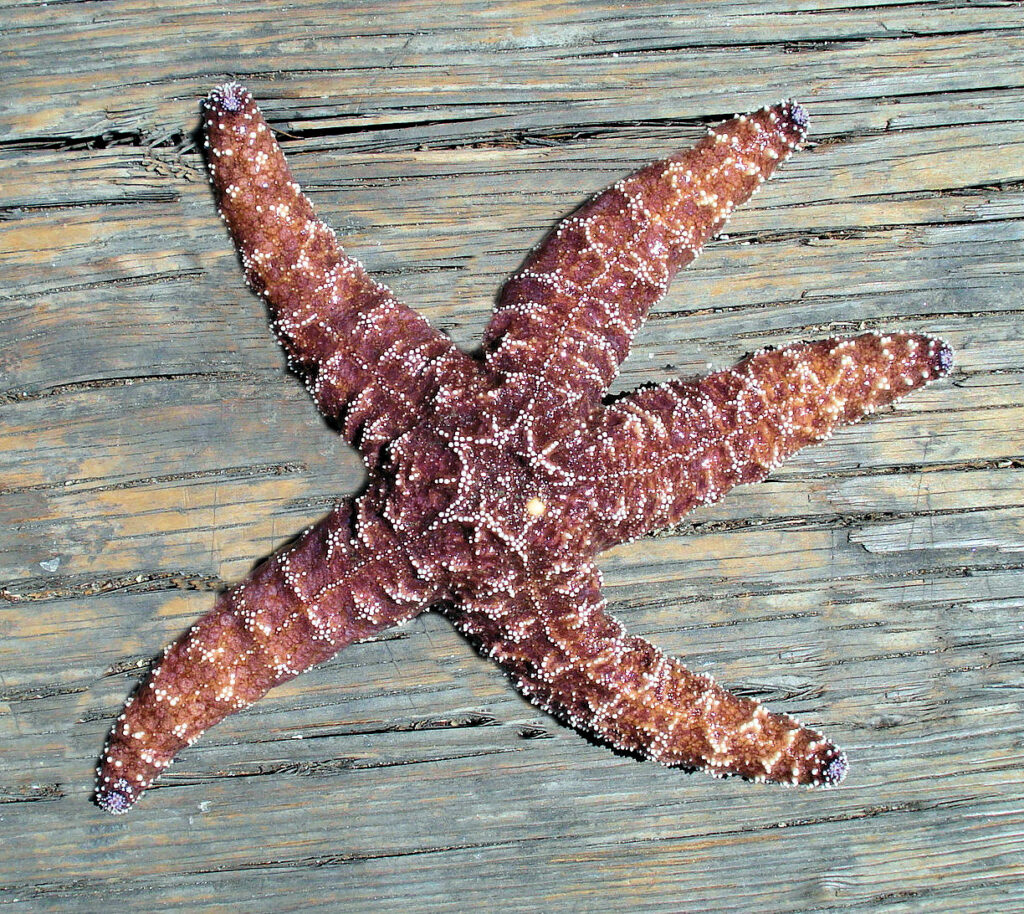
[819, 558, 1024, 589]
[288, 493, 364, 513]
[825, 74, 1024, 98]
[0, 682, 89, 702]
[0, 268, 206, 304]
[194, 834, 565, 873]
[0, 462, 309, 497]
[282, 711, 498, 739]
[349, 261, 467, 279]
[879, 398, 1024, 416]
[0, 571, 224, 605]
[770, 455, 1024, 483]
[0, 192, 181, 217]
[663, 503, 1018, 540]
[724, 680, 827, 702]
[819, 120, 1024, 145]
[724, 314, 1020, 343]
[0, 262, 466, 303]
[780, 0, 1020, 13]
[666, 609, 824, 632]
[273, 111, 514, 143]
[0, 371, 271, 406]
[826, 645, 948, 667]
[0, 129, 191, 152]
[640, 456, 1024, 499]
[172, 745, 517, 788]
[811, 181, 1024, 206]
[191, 712, 501, 748]
[518, 724, 554, 739]
[641, 299, 1022, 330]
[721, 213, 1024, 248]
[98, 655, 157, 679]
[577, 26, 1024, 60]
[0, 783, 64, 805]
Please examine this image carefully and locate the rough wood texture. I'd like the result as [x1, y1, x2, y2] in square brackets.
[1, 1, 1022, 911]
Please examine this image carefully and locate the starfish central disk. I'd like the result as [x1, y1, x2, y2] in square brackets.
[95, 84, 952, 814]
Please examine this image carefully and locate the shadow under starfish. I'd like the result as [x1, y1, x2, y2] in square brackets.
[95, 85, 952, 814]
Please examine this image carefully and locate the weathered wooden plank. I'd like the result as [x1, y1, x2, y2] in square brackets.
[2, 0, 1023, 911]
[2, 1, 1023, 143]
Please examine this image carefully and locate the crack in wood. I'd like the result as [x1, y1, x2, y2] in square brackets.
[0, 268, 206, 304]
[659, 502, 1020, 540]
[1, 571, 223, 604]
[0, 461, 307, 496]
[0, 783, 64, 804]
[195, 745, 517, 783]
[0, 371, 270, 405]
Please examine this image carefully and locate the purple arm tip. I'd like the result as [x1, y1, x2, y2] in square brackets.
[936, 339, 955, 375]
[823, 751, 849, 787]
[788, 100, 809, 131]
[207, 82, 248, 113]
[96, 777, 137, 815]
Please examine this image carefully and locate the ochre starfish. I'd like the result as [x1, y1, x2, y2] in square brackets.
[95, 84, 952, 814]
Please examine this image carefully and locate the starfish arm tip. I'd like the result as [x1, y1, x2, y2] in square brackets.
[95, 777, 138, 815]
[934, 337, 955, 375]
[206, 81, 252, 114]
[821, 750, 849, 787]
[782, 99, 809, 132]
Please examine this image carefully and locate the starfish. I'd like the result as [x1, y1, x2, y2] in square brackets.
[95, 84, 952, 814]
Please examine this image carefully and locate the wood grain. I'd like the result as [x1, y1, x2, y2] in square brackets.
[1, 1, 1022, 911]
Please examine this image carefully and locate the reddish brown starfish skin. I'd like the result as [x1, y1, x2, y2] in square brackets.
[95, 84, 953, 813]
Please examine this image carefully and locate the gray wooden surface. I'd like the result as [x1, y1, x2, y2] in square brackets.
[2, 1, 1023, 911]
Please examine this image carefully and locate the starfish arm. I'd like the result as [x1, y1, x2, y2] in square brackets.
[482, 101, 808, 406]
[445, 565, 847, 786]
[588, 332, 953, 547]
[203, 83, 478, 465]
[95, 498, 436, 814]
